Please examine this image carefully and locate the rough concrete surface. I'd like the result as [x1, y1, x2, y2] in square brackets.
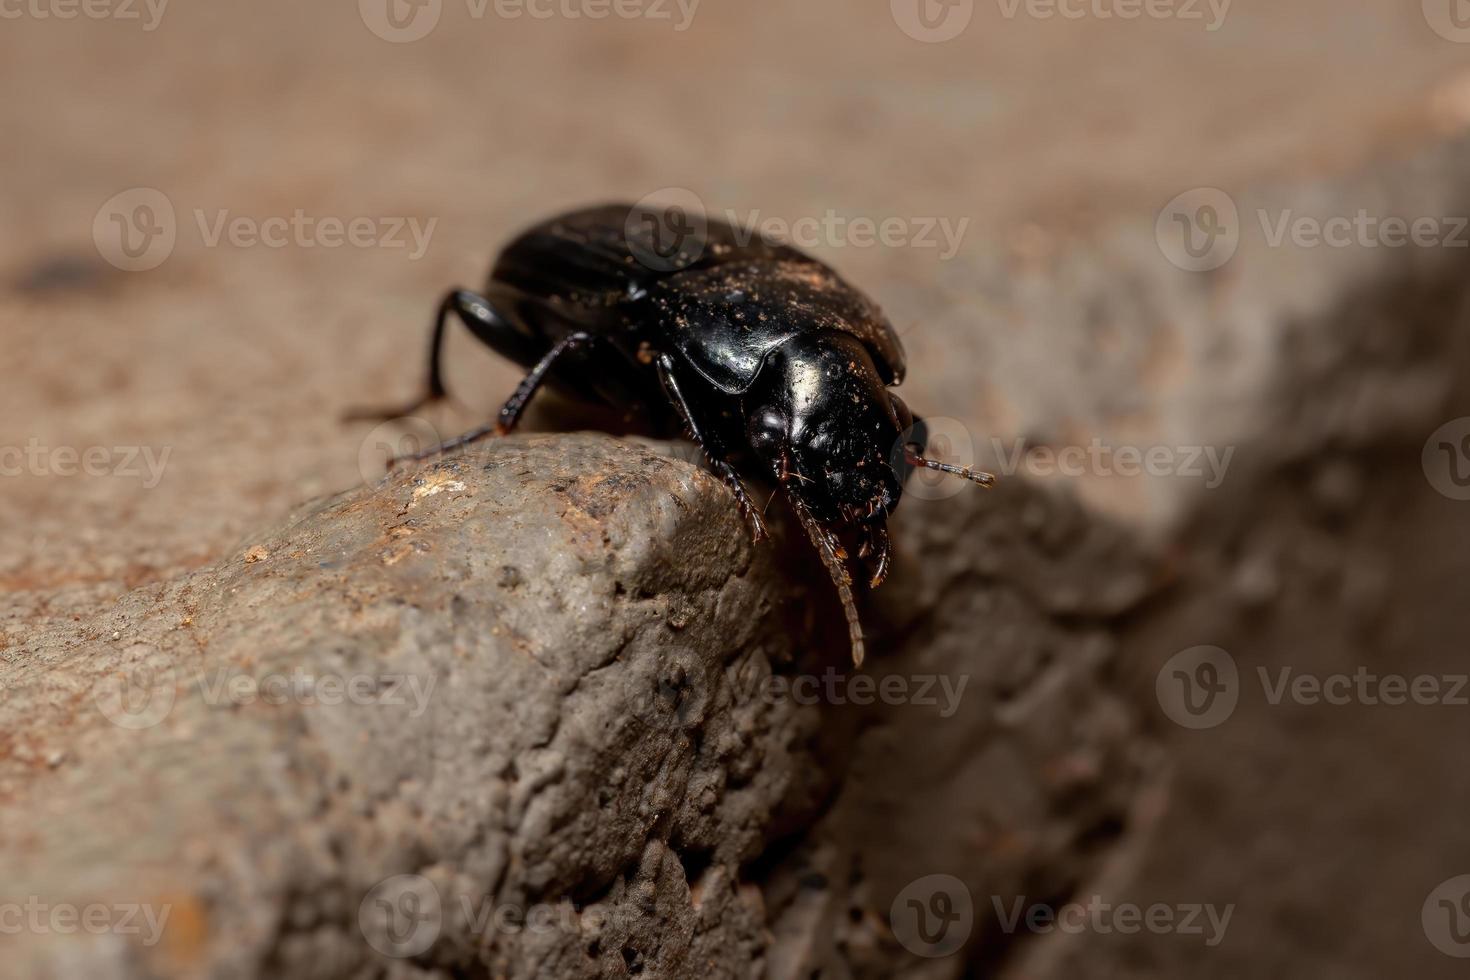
[4, 0, 1470, 977]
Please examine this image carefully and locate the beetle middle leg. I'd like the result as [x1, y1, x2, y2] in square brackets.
[655, 353, 769, 543]
[394, 332, 600, 464]
[346, 289, 545, 422]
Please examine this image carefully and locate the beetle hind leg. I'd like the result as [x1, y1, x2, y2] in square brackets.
[391, 331, 598, 467]
[345, 289, 543, 422]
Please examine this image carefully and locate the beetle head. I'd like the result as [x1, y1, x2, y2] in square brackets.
[745, 331, 907, 531]
[744, 331, 994, 666]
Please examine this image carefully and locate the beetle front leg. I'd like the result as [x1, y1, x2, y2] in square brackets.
[655, 354, 769, 544]
[860, 521, 892, 589]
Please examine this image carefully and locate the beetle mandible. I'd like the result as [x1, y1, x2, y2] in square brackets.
[349, 203, 994, 665]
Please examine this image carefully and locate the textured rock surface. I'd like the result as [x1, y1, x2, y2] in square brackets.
[0, 435, 811, 976]
[0, 431, 1157, 978]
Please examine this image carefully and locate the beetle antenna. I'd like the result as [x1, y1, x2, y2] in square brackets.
[904, 443, 996, 488]
[787, 495, 865, 667]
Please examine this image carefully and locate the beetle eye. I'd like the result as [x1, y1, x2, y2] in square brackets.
[747, 407, 787, 448]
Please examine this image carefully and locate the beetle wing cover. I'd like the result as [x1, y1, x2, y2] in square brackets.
[647, 258, 908, 394]
[491, 204, 801, 311]
[490, 205, 908, 390]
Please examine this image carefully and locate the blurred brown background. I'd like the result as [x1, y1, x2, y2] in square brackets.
[5, 0, 1468, 587]
[5, 1, 1470, 976]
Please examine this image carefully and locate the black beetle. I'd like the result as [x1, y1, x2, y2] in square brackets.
[350, 203, 993, 665]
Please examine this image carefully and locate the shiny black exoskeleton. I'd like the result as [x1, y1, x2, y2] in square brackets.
[351, 203, 993, 664]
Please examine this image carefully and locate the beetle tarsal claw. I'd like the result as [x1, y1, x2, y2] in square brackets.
[867, 523, 892, 589]
[787, 495, 865, 667]
[743, 508, 770, 543]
